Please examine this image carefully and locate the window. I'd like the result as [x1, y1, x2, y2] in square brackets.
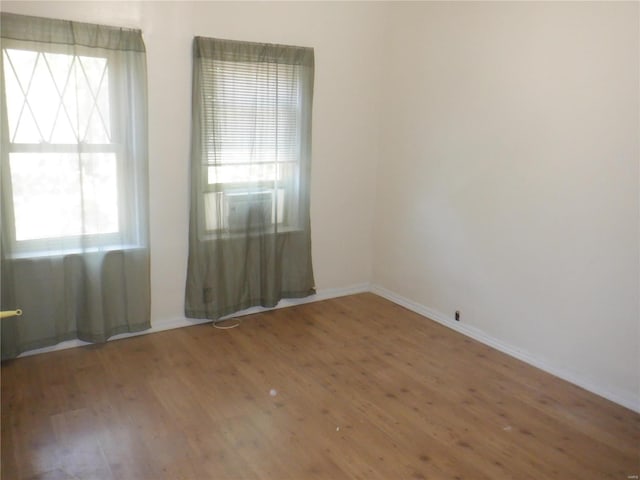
[1, 29, 147, 255]
[193, 37, 314, 235]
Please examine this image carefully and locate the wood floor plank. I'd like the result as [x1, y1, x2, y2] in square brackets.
[2, 293, 638, 479]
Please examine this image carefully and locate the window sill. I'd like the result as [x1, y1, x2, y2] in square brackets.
[198, 225, 304, 242]
[8, 244, 146, 260]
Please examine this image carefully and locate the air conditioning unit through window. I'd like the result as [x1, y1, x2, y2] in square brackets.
[224, 191, 273, 231]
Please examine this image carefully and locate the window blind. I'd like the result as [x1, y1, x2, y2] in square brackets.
[201, 58, 301, 167]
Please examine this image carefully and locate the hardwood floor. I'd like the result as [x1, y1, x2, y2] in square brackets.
[1, 293, 638, 479]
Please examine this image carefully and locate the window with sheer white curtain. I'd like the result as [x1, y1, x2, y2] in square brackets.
[2, 25, 144, 255]
[1, 13, 150, 359]
[185, 37, 316, 321]
[201, 55, 302, 233]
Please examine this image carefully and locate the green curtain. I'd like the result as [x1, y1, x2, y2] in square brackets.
[185, 37, 315, 320]
[0, 13, 150, 359]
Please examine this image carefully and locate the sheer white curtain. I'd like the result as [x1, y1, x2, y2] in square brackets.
[185, 37, 315, 320]
[0, 13, 150, 358]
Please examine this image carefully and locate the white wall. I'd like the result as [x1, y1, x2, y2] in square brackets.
[2, 1, 638, 411]
[0, 1, 386, 324]
[374, 2, 639, 410]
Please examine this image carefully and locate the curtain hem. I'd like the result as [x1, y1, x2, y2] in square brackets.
[185, 288, 316, 321]
[0, 321, 151, 361]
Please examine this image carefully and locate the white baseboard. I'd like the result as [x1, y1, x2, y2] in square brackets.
[16, 283, 371, 359]
[370, 284, 640, 414]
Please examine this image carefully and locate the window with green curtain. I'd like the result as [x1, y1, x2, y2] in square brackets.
[0, 13, 150, 359]
[185, 37, 315, 320]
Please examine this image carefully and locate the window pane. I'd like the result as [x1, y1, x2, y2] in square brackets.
[2, 49, 111, 144]
[206, 146, 297, 164]
[3, 50, 40, 143]
[76, 55, 111, 143]
[10, 152, 118, 241]
[45, 51, 80, 143]
[207, 162, 297, 185]
[208, 163, 277, 184]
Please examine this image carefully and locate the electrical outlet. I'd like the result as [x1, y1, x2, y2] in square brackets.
[455, 310, 460, 321]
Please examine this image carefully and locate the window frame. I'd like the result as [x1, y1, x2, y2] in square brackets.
[1, 40, 138, 256]
[196, 49, 310, 239]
